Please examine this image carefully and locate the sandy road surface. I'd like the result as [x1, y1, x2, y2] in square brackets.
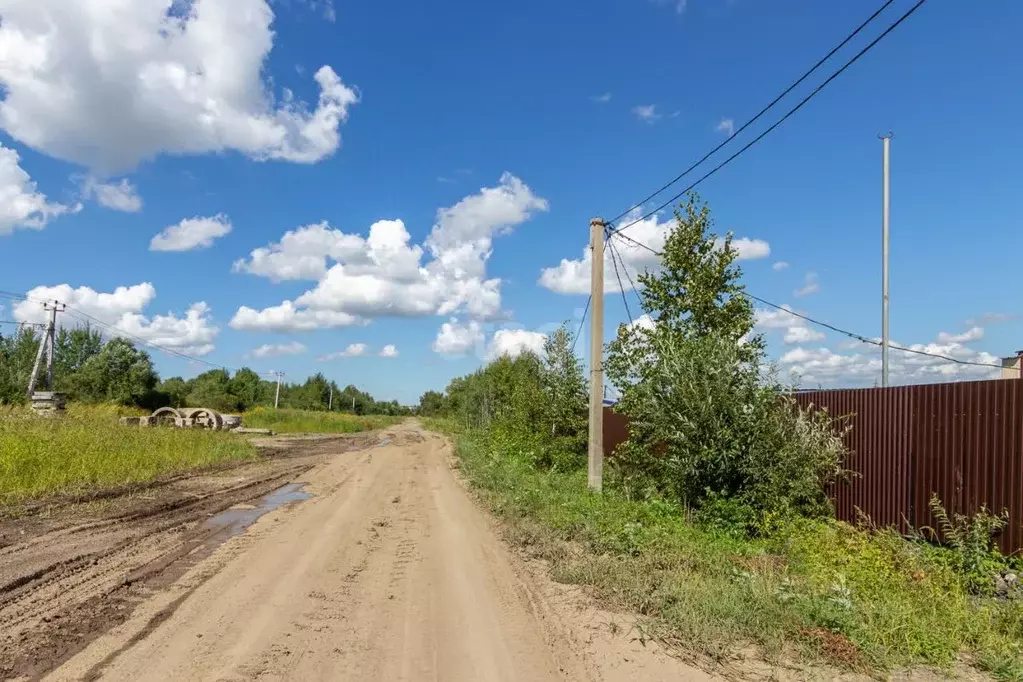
[27, 423, 708, 682]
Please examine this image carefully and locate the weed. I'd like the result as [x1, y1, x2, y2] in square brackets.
[920, 494, 1010, 595]
[242, 407, 400, 434]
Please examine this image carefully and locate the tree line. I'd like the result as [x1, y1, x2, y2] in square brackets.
[0, 326, 409, 416]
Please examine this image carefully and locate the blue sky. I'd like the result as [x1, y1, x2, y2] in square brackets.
[1, 0, 1020, 403]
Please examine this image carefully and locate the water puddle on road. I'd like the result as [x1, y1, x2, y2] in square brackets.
[128, 483, 314, 590]
[201, 483, 311, 545]
[376, 438, 392, 447]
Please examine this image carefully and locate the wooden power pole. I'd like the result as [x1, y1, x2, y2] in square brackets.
[588, 218, 605, 491]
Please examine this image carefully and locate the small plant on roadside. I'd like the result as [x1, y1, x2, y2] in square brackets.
[921, 494, 1010, 595]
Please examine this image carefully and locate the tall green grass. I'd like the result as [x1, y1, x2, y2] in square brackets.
[0, 405, 257, 505]
[430, 419, 1023, 679]
[242, 407, 400, 434]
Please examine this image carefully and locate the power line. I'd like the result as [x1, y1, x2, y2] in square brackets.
[62, 306, 231, 371]
[571, 295, 591, 355]
[606, 0, 898, 226]
[606, 231, 635, 325]
[3, 288, 235, 371]
[608, 232, 643, 301]
[606, 225, 662, 257]
[745, 293, 1007, 371]
[610, 0, 928, 239]
[603, 232, 1006, 372]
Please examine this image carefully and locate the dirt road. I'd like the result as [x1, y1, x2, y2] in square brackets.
[4, 423, 708, 681]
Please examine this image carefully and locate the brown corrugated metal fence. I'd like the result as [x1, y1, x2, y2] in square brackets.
[602, 379, 1023, 554]
[795, 380, 1023, 555]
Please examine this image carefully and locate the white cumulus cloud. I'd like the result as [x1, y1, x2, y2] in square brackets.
[783, 325, 826, 344]
[433, 318, 484, 355]
[151, 214, 232, 252]
[231, 174, 548, 332]
[772, 261, 789, 271]
[379, 344, 399, 358]
[82, 178, 143, 213]
[230, 301, 361, 332]
[716, 118, 735, 136]
[794, 272, 819, 298]
[633, 104, 661, 123]
[937, 327, 984, 344]
[539, 213, 769, 295]
[779, 327, 1000, 387]
[14, 283, 218, 355]
[0, 0, 359, 173]
[755, 304, 825, 346]
[318, 343, 368, 360]
[0, 144, 73, 236]
[250, 341, 306, 358]
[486, 329, 546, 361]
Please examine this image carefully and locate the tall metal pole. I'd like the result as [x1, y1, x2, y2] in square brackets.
[587, 218, 605, 492]
[881, 134, 891, 387]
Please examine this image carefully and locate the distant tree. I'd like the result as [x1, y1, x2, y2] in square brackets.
[540, 323, 587, 446]
[53, 326, 104, 383]
[417, 390, 446, 416]
[156, 377, 190, 408]
[68, 338, 158, 406]
[0, 326, 40, 404]
[229, 367, 267, 410]
[186, 369, 239, 412]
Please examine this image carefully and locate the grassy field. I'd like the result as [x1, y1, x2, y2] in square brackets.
[242, 407, 401, 434]
[426, 419, 1023, 679]
[0, 405, 257, 505]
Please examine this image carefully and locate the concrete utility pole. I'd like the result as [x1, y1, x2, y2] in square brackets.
[328, 385, 333, 411]
[26, 300, 65, 398]
[588, 218, 605, 492]
[272, 371, 284, 409]
[44, 302, 64, 390]
[881, 134, 892, 387]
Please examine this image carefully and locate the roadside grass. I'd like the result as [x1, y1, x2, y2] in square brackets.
[242, 407, 401, 434]
[0, 404, 257, 505]
[426, 419, 1023, 679]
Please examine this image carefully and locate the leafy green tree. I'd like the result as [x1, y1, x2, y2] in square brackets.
[0, 326, 40, 404]
[68, 338, 158, 406]
[185, 369, 239, 412]
[540, 323, 587, 442]
[52, 326, 104, 382]
[606, 195, 844, 529]
[417, 390, 446, 416]
[229, 368, 268, 410]
[155, 377, 190, 408]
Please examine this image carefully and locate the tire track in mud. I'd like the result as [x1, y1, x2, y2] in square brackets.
[0, 434, 380, 680]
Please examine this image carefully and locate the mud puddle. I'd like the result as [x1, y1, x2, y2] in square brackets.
[199, 483, 311, 551]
